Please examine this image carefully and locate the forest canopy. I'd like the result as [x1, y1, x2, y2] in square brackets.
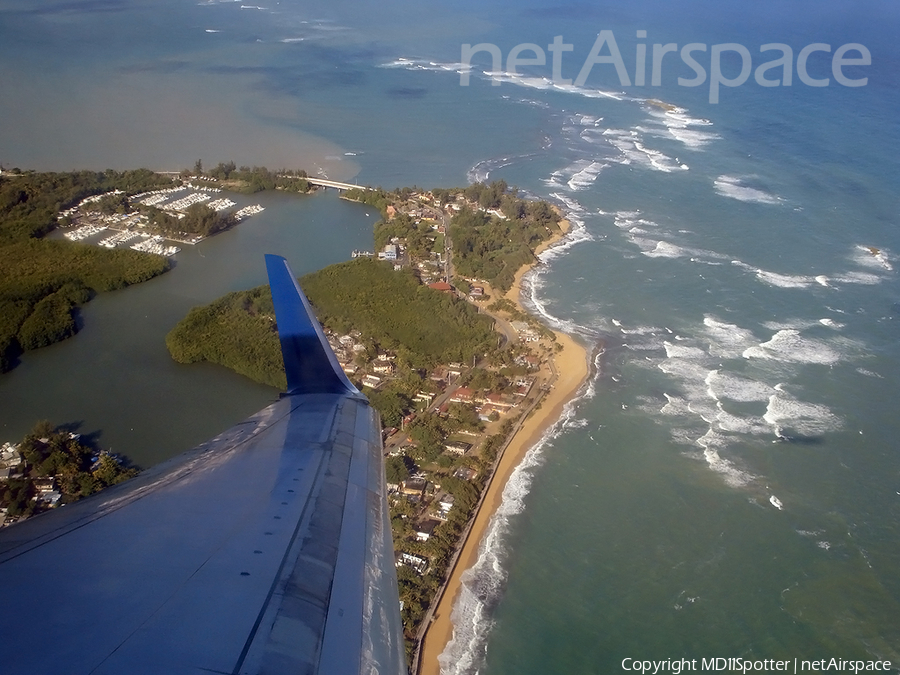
[166, 285, 287, 389]
[300, 258, 496, 368]
[165, 258, 497, 388]
[448, 181, 561, 292]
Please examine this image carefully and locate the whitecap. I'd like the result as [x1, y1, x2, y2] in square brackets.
[762, 319, 820, 331]
[660, 394, 693, 418]
[605, 133, 684, 173]
[714, 175, 782, 205]
[560, 160, 608, 191]
[705, 370, 774, 402]
[851, 244, 893, 271]
[664, 342, 709, 360]
[764, 390, 841, 436]
[703, 317, 759, 358]
[833, 271, 884, 285]
[642, 105, 719, 149]
[467, 155, 527, 184]
[714, 406, 771, 435]
[637, 239, 688, 258]
[619, 324, 660, 336]
[754, 269, 817, 289]
[695, 429, 756, 487]
[743, 330, 843, 365]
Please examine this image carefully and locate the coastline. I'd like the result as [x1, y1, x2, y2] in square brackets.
[418, 218, 592, 675]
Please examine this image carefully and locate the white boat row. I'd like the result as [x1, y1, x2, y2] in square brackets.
[64, 224, 108, 240]
[131, 237, 180, 256]
[131, 186, 186, 202]
[64, 224, 178, 256]
[79, 190, 123, 206]
[233, 204, 265, 220]
[185, 183, 222, 193]
[139, 193, 171, 206]
[165, 192, 212, 211]
[208, 198, 237, 211]
[93, 212, 146, 225]
[98, 230, 145, 248]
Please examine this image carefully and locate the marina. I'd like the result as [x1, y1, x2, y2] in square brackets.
[57, 185, 267, 256]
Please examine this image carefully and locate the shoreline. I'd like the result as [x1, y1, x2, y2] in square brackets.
[418, 217, 592, 675]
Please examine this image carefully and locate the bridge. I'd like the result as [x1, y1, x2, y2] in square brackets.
[305, 177, 373, 192]
[155, 172, 372, 193]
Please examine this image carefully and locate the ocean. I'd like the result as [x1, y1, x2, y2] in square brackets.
[1, 0, 898, 672]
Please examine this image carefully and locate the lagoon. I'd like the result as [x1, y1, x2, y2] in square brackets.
[0, 189, 377, 468]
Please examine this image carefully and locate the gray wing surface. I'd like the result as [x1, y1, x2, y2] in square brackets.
[0, 255, 405, 675]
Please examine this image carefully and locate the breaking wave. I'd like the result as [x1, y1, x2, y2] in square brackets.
[714, 175, 782, 205]
[437, 365, 595, 675]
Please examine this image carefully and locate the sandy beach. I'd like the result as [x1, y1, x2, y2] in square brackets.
[418, 218, 592, 675]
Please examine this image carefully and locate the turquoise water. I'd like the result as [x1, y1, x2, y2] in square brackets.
[1, 0, 898, 671]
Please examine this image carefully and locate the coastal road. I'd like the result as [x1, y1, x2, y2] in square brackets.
[479, 297, 518, 350]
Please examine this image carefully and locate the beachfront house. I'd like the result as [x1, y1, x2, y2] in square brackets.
[454, 466, 478, 482]
[414, 519, 439, 542]
[401, 476, 427, 498]
[397, 552, 428, 575]
[444, 441, 472, 455]
[510, 320, 540, 342]
[437, 494, 455, 519]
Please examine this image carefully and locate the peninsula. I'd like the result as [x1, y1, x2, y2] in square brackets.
[165, 180, 592, 669]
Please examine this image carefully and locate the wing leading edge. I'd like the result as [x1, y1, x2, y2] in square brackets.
[265, 253, 363, 398]
[0, 256, 405, 675]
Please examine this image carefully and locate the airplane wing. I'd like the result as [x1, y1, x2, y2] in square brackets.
[0, 254, 405, 675]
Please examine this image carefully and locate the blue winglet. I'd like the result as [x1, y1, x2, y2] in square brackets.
[265, 254, 363, 398]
